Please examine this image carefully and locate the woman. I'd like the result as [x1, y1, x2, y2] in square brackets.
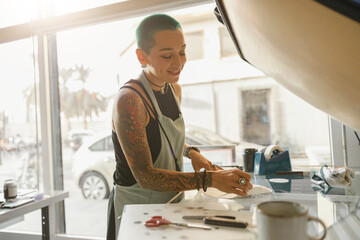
[109, 14, 252, 238]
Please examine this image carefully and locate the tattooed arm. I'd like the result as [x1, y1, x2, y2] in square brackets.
[112, 87, 252, 195]
[112, 87, 199, 191]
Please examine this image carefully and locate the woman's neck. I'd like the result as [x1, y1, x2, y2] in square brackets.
[144, 71, 166, 92]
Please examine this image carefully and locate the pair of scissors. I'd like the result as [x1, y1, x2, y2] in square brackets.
[145, 216, 211, 230]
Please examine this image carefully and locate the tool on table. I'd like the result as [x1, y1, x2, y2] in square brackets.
[276, 171, 309, 176]
[254, 145, 291, 175]
[203, 217, 248, 228]
[166, 191, 183, 204]
[145, 216, 212, 230]
[183, 215, 236, 220]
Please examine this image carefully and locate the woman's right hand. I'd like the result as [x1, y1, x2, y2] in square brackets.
[211, 169, 253, 196]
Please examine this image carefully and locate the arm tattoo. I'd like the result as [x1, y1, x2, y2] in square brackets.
[139, 170, 213, 192]
[115, 90, 212, 192]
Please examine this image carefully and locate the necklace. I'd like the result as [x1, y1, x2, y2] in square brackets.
[147, 78, 167, 94]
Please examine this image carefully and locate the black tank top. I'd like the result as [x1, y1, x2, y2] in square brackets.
[112, 80, 180, 186]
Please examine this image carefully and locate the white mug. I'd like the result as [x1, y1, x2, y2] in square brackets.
[256, 201, 326, 240]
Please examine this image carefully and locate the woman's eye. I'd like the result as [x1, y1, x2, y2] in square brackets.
[180, 52, 186, 56]
[162, 55, 171, 59]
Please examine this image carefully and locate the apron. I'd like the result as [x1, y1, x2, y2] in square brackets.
[114, 71, 185, 236]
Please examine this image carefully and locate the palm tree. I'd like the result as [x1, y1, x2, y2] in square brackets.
[59, 67, 76, 130]
[74, 89, 108, 121]
[23, 64, 108, 131]
[74, 64, 92, 129]
[23, 83, 39, 123]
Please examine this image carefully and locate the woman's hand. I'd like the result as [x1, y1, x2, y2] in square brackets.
[211, 169, 253, 196]
[189, 150, 223, 171]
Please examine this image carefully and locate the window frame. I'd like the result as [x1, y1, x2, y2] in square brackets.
[0, 0, 213, 239]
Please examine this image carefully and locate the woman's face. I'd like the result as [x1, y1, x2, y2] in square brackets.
[143, 29, 186, 84]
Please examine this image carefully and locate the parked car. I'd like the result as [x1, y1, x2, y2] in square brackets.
[72, 131, 114, 200]
[66, 129, 94, 151]
[72, 126, 263, 200]
[185, 126, 264, 164]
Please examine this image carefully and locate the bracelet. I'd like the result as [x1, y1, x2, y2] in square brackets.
[202, 170, 207, 192]
[194, 170, 200, 191]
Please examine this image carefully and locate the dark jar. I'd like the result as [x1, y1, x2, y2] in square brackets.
[3, 179, 17, 200]
[243, 148, 258, 172]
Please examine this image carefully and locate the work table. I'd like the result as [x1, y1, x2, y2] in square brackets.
[118, 173, 360, 239]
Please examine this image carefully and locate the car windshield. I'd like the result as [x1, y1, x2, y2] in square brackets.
[186, 127, 238, 145]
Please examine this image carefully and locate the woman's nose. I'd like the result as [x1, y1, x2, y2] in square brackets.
[172, 54, 183, 67]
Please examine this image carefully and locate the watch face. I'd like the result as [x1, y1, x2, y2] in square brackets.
[186, 146, 200, 158]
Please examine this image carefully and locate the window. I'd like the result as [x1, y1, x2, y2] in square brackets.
[219, 27, 237, 57]
[0, 0, 126, 28]
[0, 1, 332, 239]
[0, 38, 42, 233]
[184, 31, 204, 61]
[242, 89, 271, 145]
[57, 18, 139, 236]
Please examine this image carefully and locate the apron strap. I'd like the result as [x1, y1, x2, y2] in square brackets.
[121, 85, 157, 120]
[120, 82, 181, 172]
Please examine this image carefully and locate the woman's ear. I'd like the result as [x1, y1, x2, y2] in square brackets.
[136, 49, 147, 67]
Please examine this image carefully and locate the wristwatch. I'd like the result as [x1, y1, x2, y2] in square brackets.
[184, 146, 200, 159]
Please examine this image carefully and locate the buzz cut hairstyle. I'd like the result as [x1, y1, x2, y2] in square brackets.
[136, 14, 182, 54]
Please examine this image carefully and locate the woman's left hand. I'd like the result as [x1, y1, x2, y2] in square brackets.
[189, 151, 223, 171]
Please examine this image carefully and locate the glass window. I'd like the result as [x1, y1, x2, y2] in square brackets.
[0, 38, 42, 233]
[219, 27, 238, 57]
[185, 137, 201, 146]
[242, 89, 271, 145]
[0, 1, 332, 239]
[0, 0, 127, 28]
[0, 0, 38, 28]
[57, 16, 141, 237]
[184, 31, 204, 61]
[56, 5, 217, 237]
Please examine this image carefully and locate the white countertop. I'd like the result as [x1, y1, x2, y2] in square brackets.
[118, 201, 256, 240]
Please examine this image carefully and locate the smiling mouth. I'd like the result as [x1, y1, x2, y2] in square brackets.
[168, 70, 181, 76]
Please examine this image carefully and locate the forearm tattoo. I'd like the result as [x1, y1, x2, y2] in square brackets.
[141, 170, 213, 192]
[116, 91, 212, 192]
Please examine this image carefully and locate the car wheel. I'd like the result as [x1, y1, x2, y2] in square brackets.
[80, 171, 110, 200]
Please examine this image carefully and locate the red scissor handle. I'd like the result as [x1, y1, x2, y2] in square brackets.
[145, 216, 171, 227]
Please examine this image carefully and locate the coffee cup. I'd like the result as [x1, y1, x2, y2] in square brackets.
[256, 201, 326, 240]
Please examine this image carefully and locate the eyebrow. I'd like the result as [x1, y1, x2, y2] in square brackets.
[159, 44, 186, 52]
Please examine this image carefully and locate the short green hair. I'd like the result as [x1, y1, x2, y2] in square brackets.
[136, 14, 182, 54]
